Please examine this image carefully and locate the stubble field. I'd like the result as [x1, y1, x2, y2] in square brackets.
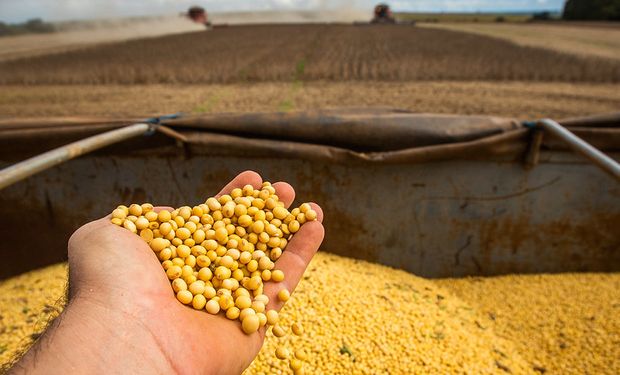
[1, 23, 619, 120]
[1, 24, 619, 85]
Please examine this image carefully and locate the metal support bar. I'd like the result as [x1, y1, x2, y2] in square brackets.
[524, 128, 544, 168]
[0, 123, 151, 190]
[538, 118, 620, 182]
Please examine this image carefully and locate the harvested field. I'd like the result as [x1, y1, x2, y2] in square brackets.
[422, 23, 620, 60]
[2, 82, 619, 120]
[1, 25, 619, 85]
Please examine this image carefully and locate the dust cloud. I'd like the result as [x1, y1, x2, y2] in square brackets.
[0, 10, 371, 62]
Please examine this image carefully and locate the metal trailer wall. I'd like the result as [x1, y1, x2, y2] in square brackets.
[0, 146, 618, 279]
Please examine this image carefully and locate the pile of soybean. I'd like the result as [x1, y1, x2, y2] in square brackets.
[1, 254, 619, 374]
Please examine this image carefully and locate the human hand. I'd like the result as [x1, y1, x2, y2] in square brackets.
[12, 171, 324, 375]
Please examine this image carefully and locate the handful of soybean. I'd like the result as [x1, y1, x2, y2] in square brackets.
[110, 181, 316, 340]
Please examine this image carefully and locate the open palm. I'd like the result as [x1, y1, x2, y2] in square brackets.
[66, 171, 324, 374]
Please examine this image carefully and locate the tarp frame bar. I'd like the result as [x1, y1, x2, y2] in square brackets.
[537, 118, 620, 182]
[0, 123, 152, 190]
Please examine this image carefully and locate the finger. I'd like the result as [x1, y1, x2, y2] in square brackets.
[263, 219, 325, 311]
[272, 181, 295, 208]
[216, 170, 262, 197]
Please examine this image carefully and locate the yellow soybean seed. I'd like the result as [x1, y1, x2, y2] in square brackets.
[290, 359, 303, 371]
[275, 347, 289, 360]
[123, 219, 137, 233]
[128, 204, 143, 216]
[242, 314, 260, 334]
[111, 217, 123, 226]
[203, 286, 217, 299]
[291, 322, 304, 336]
[242, 184, 255, 196]
[150, 237, 168, 252]
[231, 188, 243, 198]
[271, 269, 285, 282]
[111, 208, 127, 220]
[236, 295, 252, 309]
[176, 227, 191, 240]
[270, 248, 283, 261]
[158, 248, 172, 261]
[158, 210, 172, 222]
[176, 290, 193, 305]
[215, 266, 232, 280]
[172, 257, 185, 267]
[205, 299, 220, 314]
[159, 222, 172, 236]
[266, 309, 279, 325]
[215, 227, 228, 243]
[221, 278, 236, 290]
[261, 269, 271, 281]
[176, 245, 191, 258]
[192, 294, 207, 310]
[305, 209, 317, 221]
[219, 294, 235, 310]
[258, 256, 271, 270]
[218, 194, 233, 204]
[220, 255, 234, 268]
[239, 308, 256, 321]
[184, 221, 197, 233]
[272, 206, 288, 220]
[145, 210, 159, 222]
[185, 255, 196, 267]
[166, 266, 182, 280]
[196, 255, 211, 268]
[226, 306, 240, 320]
[198, 267, 213, 281]
[189, 281, 206, 295]
[181, 265, 194, 278]
[171, 278, 188, 293]
[295, 349, 309, 361]
[255, 294, 269, 305]
[179, 206, 192, 220]
[183, 275, 197, 285]
[272, 324, 287, 337]
[268, 237, 281, 248]
[288, 220, 300, 233]
[252, 301, 266, 313]
[278, 289, 291, 302]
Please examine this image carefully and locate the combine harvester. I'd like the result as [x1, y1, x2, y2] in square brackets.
[0, 109, 618, 279]
[355, 3, 416, 26]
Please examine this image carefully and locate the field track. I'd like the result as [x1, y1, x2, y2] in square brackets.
[0, 24, 619, 85]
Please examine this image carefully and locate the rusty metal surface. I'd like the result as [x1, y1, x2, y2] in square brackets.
[0, 148, 618, 280]
[0, 110, 618, 279]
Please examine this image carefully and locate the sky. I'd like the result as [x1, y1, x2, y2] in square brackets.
[0, 0, 565, 23]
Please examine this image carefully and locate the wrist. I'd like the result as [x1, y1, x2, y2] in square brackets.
[12, 294, 176, 375]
